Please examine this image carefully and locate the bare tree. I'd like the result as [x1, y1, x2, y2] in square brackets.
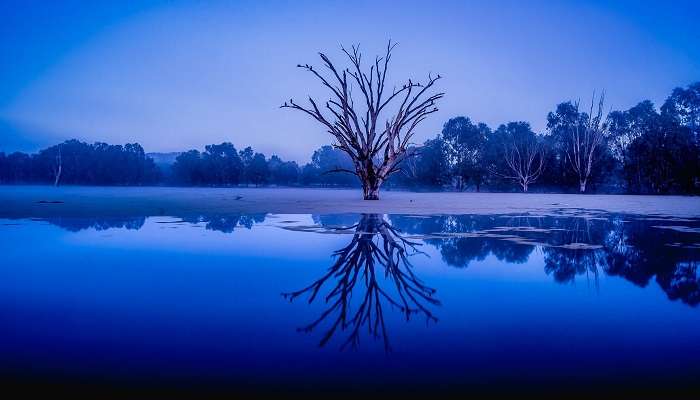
[565, 91, 607, 193]
[52, 144, 62, 187]
[491, 127, 545, 192]
[282, 214, 440, 352]
[282, 42, 444, 200]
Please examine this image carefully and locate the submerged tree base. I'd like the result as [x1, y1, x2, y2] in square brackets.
[363, 187, 380, 200]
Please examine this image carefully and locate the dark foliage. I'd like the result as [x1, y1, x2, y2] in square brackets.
[2, 82, 698, 193]
[170, 143, 296, 186]
[0, 139, 159, 185]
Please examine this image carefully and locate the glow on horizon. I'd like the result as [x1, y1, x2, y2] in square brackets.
[0, 0, 698, 162]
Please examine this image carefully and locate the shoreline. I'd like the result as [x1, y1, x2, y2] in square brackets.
[1, 186, 698, 219]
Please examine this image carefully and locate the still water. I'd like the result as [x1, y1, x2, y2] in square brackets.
[1, 211, 699, 392]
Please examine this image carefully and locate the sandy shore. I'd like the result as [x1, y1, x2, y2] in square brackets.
[0, 185, 698, 218]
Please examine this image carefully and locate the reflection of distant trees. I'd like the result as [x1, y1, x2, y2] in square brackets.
[311, 214, 364, 229]
[39, 212, 700, 307]
[181, 214, 266, 233]
[543, 249, 605, 285]
[390, 215, 535, 267]
[601, 218, 700, 306]
[542, 217, 607, 285]
[545, 216, 699, 306]
[389, 213, 700, 306]
[43, 217, 146, 232]
[659, 261, 699, 305]
[42, 213, 268, 233]
[284, 214, 439, 352]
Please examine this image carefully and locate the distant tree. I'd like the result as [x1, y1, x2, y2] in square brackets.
[268, 155, 300, 185]
[4, 152, 32, 182]
[662, 82, 700, 139]
[238, 146, 254, 165]
[52, 144, 63, 186]
[489, 122, 545, 192]
[662, 82, 700, 191]
[238, 146, 254, 183]
[202, 142, 243, 185]
[247, 153, 270, 186]
[21, 140, 159, 186]
[606, 98, 699, 194]
[121, 142, 160, 184]
[411, 136, 450, 187]
[267, 155, 283, 178]
[300, 163, 321, 185]
[50, 140, 92, 184]
[0, 152, 6, 183]
[172, 150, 204, 185]
[278, 161, 301, 185]
[628, 114, 696, 193]
[607, 101, 658, 192]
[547, 92, 608, 192]
[303, 145, 357, 186]
[441, 117, 490, 191]
[540, 131, 577, 190]
[282, 42, 444, 200]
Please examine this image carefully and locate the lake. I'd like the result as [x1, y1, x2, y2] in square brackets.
[1, 210, 699, 394]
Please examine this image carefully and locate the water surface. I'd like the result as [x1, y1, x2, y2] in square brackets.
[1, 211, 699, 392]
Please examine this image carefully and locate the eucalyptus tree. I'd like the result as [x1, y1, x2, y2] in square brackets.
[547, 92, 607, 193]
[663, 82, 700, 137]
[441, 116, 490, 191]
[490, 122, 545, 192]
[564, 92, 607, 192]
[282, 42, 444, 199]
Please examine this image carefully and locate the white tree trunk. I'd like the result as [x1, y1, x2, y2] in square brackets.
[53, 146, 62, 187]
[53, 164, 62, 187]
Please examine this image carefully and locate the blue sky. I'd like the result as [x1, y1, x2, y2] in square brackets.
[1, 0, 698, 162]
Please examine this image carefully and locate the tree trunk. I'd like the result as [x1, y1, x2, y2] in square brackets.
[579, 180, 587, 193]
[522, 182, 528, 192]
[53, 164, 62, 187]
[53, 145, 62, 187]
[363, 183, 380, 200]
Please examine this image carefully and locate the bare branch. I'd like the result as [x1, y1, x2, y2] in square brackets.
[282, 42, 443, 199]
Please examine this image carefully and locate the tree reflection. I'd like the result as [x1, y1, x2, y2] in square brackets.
[31, 211, 700, 307]
[391, 213, 700, 306]
[38, 213, 267, 233]
[180, 213, 266, 233]
[390, 214, 536, 267]
[602, 218, 700, 305]
[542, 217, 606, 287]
[42, 216, 146, 231]
[283, 214, 440, 351]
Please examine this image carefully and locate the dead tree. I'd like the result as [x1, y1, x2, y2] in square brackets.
[282, 214, 440, 352]
[52, 144, 62, 187]
[565, 91, 607, 193]
[281, 42, 444, 200]
[494, 133, 545, 192]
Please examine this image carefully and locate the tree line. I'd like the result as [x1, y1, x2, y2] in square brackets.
[0, 138, 355, 187]
[0, 139, 160, 185]
[167, 143, 357, 187]
[1, 82, 698, 193]
[391, 81, 699, 194]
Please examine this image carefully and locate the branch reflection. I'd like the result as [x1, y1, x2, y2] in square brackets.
[283, 214, 440, 351]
